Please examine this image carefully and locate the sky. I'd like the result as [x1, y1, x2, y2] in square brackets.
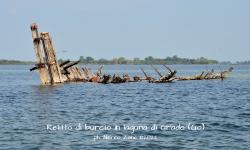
[0, 0, 250, 62]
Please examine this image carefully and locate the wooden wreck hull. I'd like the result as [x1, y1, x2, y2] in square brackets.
[30, 23, 234, 85]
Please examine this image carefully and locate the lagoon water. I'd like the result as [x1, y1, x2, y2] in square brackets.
[0, 65, 250, 149]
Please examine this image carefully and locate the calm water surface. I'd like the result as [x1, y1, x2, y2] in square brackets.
[0, 65, 250, 149]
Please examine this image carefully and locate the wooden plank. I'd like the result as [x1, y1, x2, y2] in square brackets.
[140, 67, 148, 78]
[82, 67, 93, 79]
[72, 67, 79, 81]
[59, 67, 68, 82]
[30, 23, 50, 84]
[67, 67, 75, 81]
[162, 64, 174, 73]
[82, 68, 89, 80]
[78, 67, 86, 80]
[150, 65, 163, 77]
[40, 32, 63, 84]
[75, 67, 85, 80]
[72, 67, 81, 81]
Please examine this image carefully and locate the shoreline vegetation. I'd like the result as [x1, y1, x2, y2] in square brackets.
[0, 59, 34, 65]
[0, 55, 249, 65]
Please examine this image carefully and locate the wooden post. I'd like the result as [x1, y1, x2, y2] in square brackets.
[30, 23, 50, 84]
[40, 32, 63, 84]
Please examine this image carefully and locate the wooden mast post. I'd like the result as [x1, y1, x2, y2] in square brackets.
[30, 23, 50, 84]
[40, 32, 63, 84]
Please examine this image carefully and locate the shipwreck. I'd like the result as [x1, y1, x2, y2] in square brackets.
[30, 23, 233, 85]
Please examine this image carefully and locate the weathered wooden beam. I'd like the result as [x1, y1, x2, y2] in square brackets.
[150, 65, 163, 77]
[60, 60, 70, 67]
[162, 64, 174, 73]
[198, 71, 205, 79]
[63, 60, 80, 70]
[99, 75, 111, 84]
[82, 67, 89, 79]
[30, 66, 37, 71]
[75, 67, 85, 81]
[29, 63, 46, 71]
[203, 72, 210, 79]
[30, 23, 50, 84]
[72, 67, 79, 81]
[140, 66, 156, 81]
[40, 32, 63, 84]
[82, 67, 94, 80]
[140, 67, 148, 78]
[66, 67, 75, 81]
[97, 65, 104, 75]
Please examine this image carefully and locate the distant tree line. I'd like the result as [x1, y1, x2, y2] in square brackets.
[0, 59, 34, 65]
[235, 60, 250, 65]
[2, 56, 250, 65]
[59, 55, 219, 64]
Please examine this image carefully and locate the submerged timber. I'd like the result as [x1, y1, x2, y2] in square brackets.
[30, 23, 233, 85]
